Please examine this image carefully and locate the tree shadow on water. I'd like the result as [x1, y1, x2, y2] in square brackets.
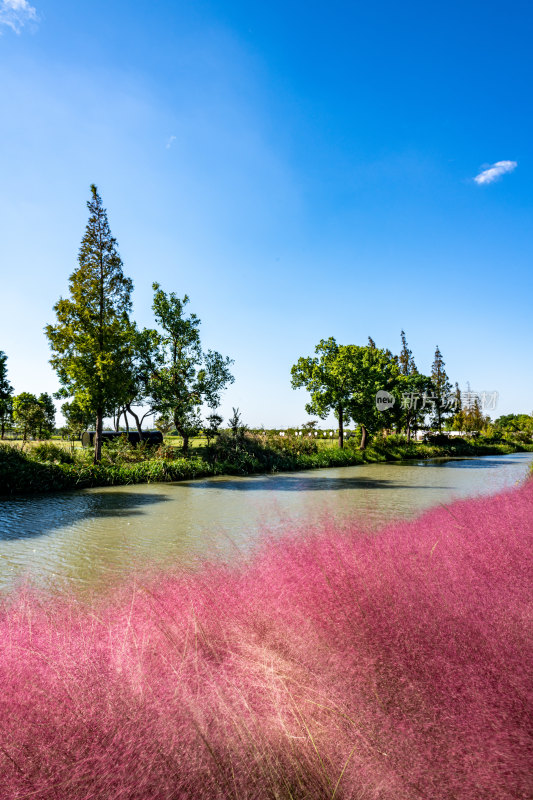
[0, 491, 170, 541]
[178, 474, 447, 492]
[416, 457, 525, 469]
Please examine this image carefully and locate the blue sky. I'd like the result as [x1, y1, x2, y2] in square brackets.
[1, 0, 531, 427]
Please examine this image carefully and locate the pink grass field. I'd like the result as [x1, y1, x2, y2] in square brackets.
[1, 482, 532, 800]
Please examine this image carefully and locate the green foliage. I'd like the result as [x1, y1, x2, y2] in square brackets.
[0, 444, 73, 494]
[291, 337, 399, 449]
[99, 435, 160, 465]
[1, 436, 529, 497]
[291, 337, 353, 448]
[11, 392, 55, 440]
[37, 393, 56, 438]
[12, 393, 46, 440]
[450, 395, 490, 433]
[140, 283, 234, 452]
[373, 432, 409, 447]
[0, 444, 214, 495]
[62, 396, 93, 439]
[398, 330, 416, 375]
[227, 407, 247, 448]
[45, 185, 135, 462]
[264, 431, 318, 455]
[209, 428, 318, 474]
[0, 351, 13, 439]
[154, 414, 175, 435]
[390, 332, 433, 440]
[347, 342, 399, 444]
[493, 413, 533, 441]
[204, 412, 223, 446]
[32, 442, 75, 464]
[430, 345, 452, 432]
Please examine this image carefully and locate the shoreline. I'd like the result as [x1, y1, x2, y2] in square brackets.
[1, 439, 531, 497]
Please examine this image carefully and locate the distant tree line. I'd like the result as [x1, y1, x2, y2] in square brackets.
[291, 333, 522, 449]
[0, 355, 55, 441]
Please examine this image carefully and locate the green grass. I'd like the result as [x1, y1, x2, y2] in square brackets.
[1, 434, 531, 496]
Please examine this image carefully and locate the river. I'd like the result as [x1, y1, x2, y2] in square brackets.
[0, 453, 531, 594]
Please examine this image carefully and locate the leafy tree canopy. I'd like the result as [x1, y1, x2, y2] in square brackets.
[12, 393, 44, 441]
[291, 338, 399, 449]
[140, 283, 234, 452]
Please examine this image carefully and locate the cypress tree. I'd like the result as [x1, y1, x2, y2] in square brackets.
[46, 185, 134, 462]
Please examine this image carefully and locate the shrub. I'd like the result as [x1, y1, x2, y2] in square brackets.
[264, 431, 319, 456]
[32, 442, 75, 464]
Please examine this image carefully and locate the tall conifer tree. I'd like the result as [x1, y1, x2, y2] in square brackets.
[393, 331, 431, 443]
[431, 345, 452, 433]
[399, 330, 416, 376]
[46, 185, 134, 462]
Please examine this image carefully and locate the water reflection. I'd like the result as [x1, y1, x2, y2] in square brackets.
[0, 453, 531, 594]
[0, 492, 170, 540]
[178, 474, 448, 492]
[416, 457, 525, 469]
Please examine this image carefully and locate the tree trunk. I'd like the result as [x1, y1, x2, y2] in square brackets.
[174, 414, 189, 454]
[94, 409, 103, 463]
[406, 419, 411, 444]
[126, 404, 143, 438]
[338, 405, 344, 449]
[1, 421, 4, 440]
[359, 424, 368, 450]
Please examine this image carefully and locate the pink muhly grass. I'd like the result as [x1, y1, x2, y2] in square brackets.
[0, 482, 532, 799]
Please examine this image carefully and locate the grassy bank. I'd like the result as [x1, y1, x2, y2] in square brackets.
[1, 434, 531, 495]
[1, 482, 532, 799]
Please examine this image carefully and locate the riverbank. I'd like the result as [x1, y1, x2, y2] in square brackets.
[1, 481, 531, 799]
[1, 435, 531, 496]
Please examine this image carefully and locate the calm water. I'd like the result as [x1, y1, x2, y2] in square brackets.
[0, 453, 531, 594]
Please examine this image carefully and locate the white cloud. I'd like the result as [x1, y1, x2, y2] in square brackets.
[0, 0, 38, 33]
[474, 160, 517, 185]
[166, 135, 177, 149]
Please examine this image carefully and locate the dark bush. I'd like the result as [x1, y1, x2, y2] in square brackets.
[32, 442, 75, 465]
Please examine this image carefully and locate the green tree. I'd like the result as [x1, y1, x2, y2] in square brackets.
[346, 343, 399, 449]
[141, 283, 234, 453]
[291, 338, 398, 449]
[45, 185, 134, 463]
[452, 395, 488, 433]
[37, 393, 56, 438]
[493, 413, 533, 440]
[12, 393, 43, 441]
[430, 345, 452, 433]
[392, 331, 432, 443]
[118, 327, 160, 436]
[301, 419, 318, 431]
[204, 413, 223, 447]
[291, 338, 351, 449]
[398, 330, 416, 376]
[62, 396, 93, 440]
[154, 414, 175, 436]
[0, 351, 13, 439]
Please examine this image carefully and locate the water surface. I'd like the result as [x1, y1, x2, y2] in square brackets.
[0, 453, 531, 593]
